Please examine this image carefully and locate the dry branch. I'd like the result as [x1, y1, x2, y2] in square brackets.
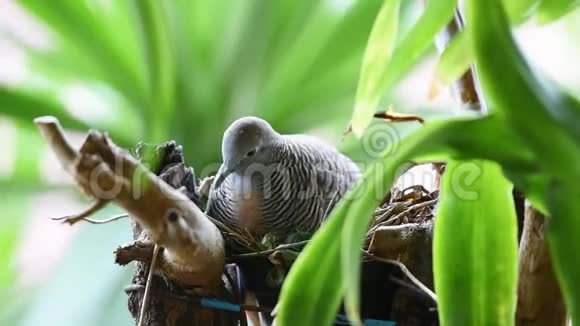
[115, 240, 156, 266]
[35, 116, 225, 290]
[516, 204, 567, 326]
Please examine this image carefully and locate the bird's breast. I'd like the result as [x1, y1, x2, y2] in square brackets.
[229, 173, 266, 234]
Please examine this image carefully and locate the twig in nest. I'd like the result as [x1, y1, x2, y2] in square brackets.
[382, 198, 438, 225]
[227, 240, 309, 262]
[374, 202, 411, 224]
[370, 198, 438, 235]
[399, 185, 431, 201]
[138, 244, 161, 326]
[51, 199, 109, 225]
[205, 214, 260, 252]
[388, 274, 435, 302]
[363, 250, 437, 304]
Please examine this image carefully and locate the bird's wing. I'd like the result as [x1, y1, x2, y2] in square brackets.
[312, 163, 353, 219]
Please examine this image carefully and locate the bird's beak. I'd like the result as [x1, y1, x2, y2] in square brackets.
[213, 164, 234, 189]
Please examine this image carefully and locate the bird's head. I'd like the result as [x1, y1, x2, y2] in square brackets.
[213, 116, 279, 188]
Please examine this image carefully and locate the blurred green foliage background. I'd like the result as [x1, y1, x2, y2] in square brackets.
[1, 0, 580, 325]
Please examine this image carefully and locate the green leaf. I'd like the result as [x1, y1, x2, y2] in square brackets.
[12, 120, 46, 184]
[434, 160, 518, 326]
[352, 0, 457, 136]
[0, 86, 138, 147]
[277, 124, 420, 325]
[378, 0, 457, 96]
[435, 0, 550, 87]
[278, 114, 535, 325]
[0, 188, 35, 325]
[502, 171, 549, 214]
[132, 0, 176, 142]
[545, 181, 580, 322]
[536, 0, 580, 24]
[265, 0, 350, 106]
[351, 0, 401, 137]
[18, 0, 146, 106]
[468, 0, 580, 179]
[340, 136, 423, 325]
[435, 6, 580, 143]
[469, 0, 580, 322]
[263, 0, 383, 125]
[0, 119, 51, 186]
[504, 0, 541, 24]
[340, 115, 535, 324]
[0, 86, 86, 131]
[538, 77, 580, 145]
[276, 197, 352, 326]
[435, 30, 473, 85]
[0, 190, 32, 291]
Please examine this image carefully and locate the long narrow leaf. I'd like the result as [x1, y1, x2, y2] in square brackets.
[276, 198, 352, 326]
[504, 0, 541, 24]
[434, 160, 518, 326]
[469, 0, 580, 322]
[0, 86, 86, 131]
[352, 0, 457, 136]
[132, 0, 176, 142]
[378, 0, 456, 99]
[469, 0, 580, 178]
[265, 1, 348, 107]
[435, 30, 473, 85]
[278, 114, 536, 325]
[435, 0, 547, 87]
[351, 0, 401, 136]
[536, 0, 580, 24]
[18, 0, 145, 106]
[545, 181, 580, 322]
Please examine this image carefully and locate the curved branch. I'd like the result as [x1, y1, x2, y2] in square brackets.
[34, 116, 225, 290]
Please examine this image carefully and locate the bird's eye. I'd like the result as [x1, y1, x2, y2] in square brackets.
[246, 149, 257, 157]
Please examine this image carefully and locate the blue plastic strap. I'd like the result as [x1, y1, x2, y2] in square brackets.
[336, 313, 396, 325]
[199, 298, 397, 325]
[200, 298, 241, 312]
[364, 319, 397, 326]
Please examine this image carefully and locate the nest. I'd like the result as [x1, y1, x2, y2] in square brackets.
[130, 142, 439, 324]
[215, 183, 439, 265]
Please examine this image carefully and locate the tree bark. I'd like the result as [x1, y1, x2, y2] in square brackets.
[516, 204, 567, 326]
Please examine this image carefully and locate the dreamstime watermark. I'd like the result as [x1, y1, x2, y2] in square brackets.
[79, 123, 483, 204]
[361, 122, 400, 159]
[81, 157, 486, 205]
[448, 161, 483, 201]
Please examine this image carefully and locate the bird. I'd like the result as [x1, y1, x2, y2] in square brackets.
[206, 116, 361, 241]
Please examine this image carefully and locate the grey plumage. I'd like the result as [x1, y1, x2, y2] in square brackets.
[207, 116, 361, 239]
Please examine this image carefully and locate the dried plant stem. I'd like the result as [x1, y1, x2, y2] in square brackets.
[51, 199, 109, 224]
[364, 251, 437, 304]
[82, 213, 129, 224]
[228, 240, 310, 261]
[138, 244, 161, 326]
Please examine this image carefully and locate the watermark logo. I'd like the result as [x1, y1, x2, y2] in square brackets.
[361, 123, 400, 159]
[449, 162, 483, 201]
